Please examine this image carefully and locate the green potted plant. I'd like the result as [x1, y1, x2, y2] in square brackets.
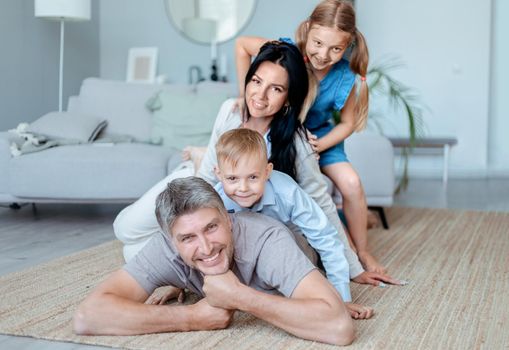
[366, 57, 426, 191]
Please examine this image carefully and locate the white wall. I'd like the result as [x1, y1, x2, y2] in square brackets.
[356, 0, 498, 178]
[98, 0, 507, 178]
[489, 0, 509, 175]
[99, 0, 317, 85]
[1, 1, 504, 177]
[0, 0, 99, 130]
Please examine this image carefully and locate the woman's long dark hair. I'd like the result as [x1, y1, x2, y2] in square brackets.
[243, 41, 309, 180]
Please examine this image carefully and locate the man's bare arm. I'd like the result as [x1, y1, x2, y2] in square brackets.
[204, 270, 354, 346]
[73, 269, 232, 335]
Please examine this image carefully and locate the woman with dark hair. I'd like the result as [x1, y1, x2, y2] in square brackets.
[205, 40, 311, 183]
[114, 41, 397, 314]
[241, 41, 309, 180]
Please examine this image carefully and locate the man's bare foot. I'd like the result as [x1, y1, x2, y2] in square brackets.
[345, 302, 374, 319]
[358, 250, 387, 274]
[182, 146, 206, 172]
[145, 286, 186, 305]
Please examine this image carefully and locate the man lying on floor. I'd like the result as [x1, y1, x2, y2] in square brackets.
[73, 176, 354, 346]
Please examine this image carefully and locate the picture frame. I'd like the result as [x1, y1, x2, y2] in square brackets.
[126, 47, 158, 83]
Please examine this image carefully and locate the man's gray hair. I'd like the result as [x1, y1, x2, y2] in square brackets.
[155, 176, 227, 235]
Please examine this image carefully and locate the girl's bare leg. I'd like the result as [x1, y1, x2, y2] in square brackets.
[322, 162, 387, 274]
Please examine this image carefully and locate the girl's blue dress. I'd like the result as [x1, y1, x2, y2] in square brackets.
[280, 37, 355, 167]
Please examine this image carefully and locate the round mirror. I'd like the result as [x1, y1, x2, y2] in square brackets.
[165, 0, 256, 44]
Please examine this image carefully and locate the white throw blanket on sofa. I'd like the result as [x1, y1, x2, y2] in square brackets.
[8, 111, 112, 157]
[8, 123, 138, 157]
[8, 123, 81, 157]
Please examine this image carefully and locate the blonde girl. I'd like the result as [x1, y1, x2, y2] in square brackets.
[235, 0, 385, 274]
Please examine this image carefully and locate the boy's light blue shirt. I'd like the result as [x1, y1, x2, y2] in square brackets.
[214, 170, 351, 302]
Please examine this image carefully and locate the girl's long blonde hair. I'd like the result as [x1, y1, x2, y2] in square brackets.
[296, 0, 369, 130]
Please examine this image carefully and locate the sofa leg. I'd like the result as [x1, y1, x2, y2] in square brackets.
[31, 203, 38, 216]
[369, 206, 389, 230]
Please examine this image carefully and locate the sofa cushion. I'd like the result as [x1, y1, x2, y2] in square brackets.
[29, 112, 107, 142]
[8, 143, 179, 200]
[70, 78, 235, 143]
[148, 89, 229, 150]
[70, 78, 163, 142]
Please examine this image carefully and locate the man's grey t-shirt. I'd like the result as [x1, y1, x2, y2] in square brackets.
[124, 212, 316, 298]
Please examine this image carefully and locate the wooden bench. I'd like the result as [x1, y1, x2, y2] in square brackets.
[388, 137, 458, 184]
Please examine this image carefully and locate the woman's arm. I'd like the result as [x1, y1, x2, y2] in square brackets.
[293, 134, 365, 278]
[309, 87, 357, 153]
[235, 36, 269, 96]
[274, 176, 350, 301]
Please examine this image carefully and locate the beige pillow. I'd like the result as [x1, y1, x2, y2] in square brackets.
[29, 112, 107, 142]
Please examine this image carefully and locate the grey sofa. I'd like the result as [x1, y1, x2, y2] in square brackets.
[0, 78, 234, 204]
[0, 78, 394, 224]
[340, 132, 395, 228]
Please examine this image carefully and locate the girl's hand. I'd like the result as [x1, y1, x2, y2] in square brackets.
[306, 130, 321, 158]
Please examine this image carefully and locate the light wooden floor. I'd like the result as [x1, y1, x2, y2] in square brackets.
[1, 178, 508, 349]
[394, 178, 509, 212]
[0, 204, 122, 350]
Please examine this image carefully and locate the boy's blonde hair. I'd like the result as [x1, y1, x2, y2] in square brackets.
[215, 128, 268, 168]
[296, 0, 369, 131]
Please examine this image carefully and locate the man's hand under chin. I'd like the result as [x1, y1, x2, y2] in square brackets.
[203, 270, 244, 310]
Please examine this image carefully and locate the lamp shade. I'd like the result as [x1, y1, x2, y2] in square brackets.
[35, 0, 91, 21]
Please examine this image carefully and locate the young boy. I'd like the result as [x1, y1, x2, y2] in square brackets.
[213, 128, 373, 319]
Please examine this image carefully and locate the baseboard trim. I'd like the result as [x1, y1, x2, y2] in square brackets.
[487, 168, 509, 177]
[400, 168, 509, 179]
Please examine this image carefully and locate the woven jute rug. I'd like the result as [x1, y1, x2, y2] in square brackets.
[1, 207, 508, 349]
